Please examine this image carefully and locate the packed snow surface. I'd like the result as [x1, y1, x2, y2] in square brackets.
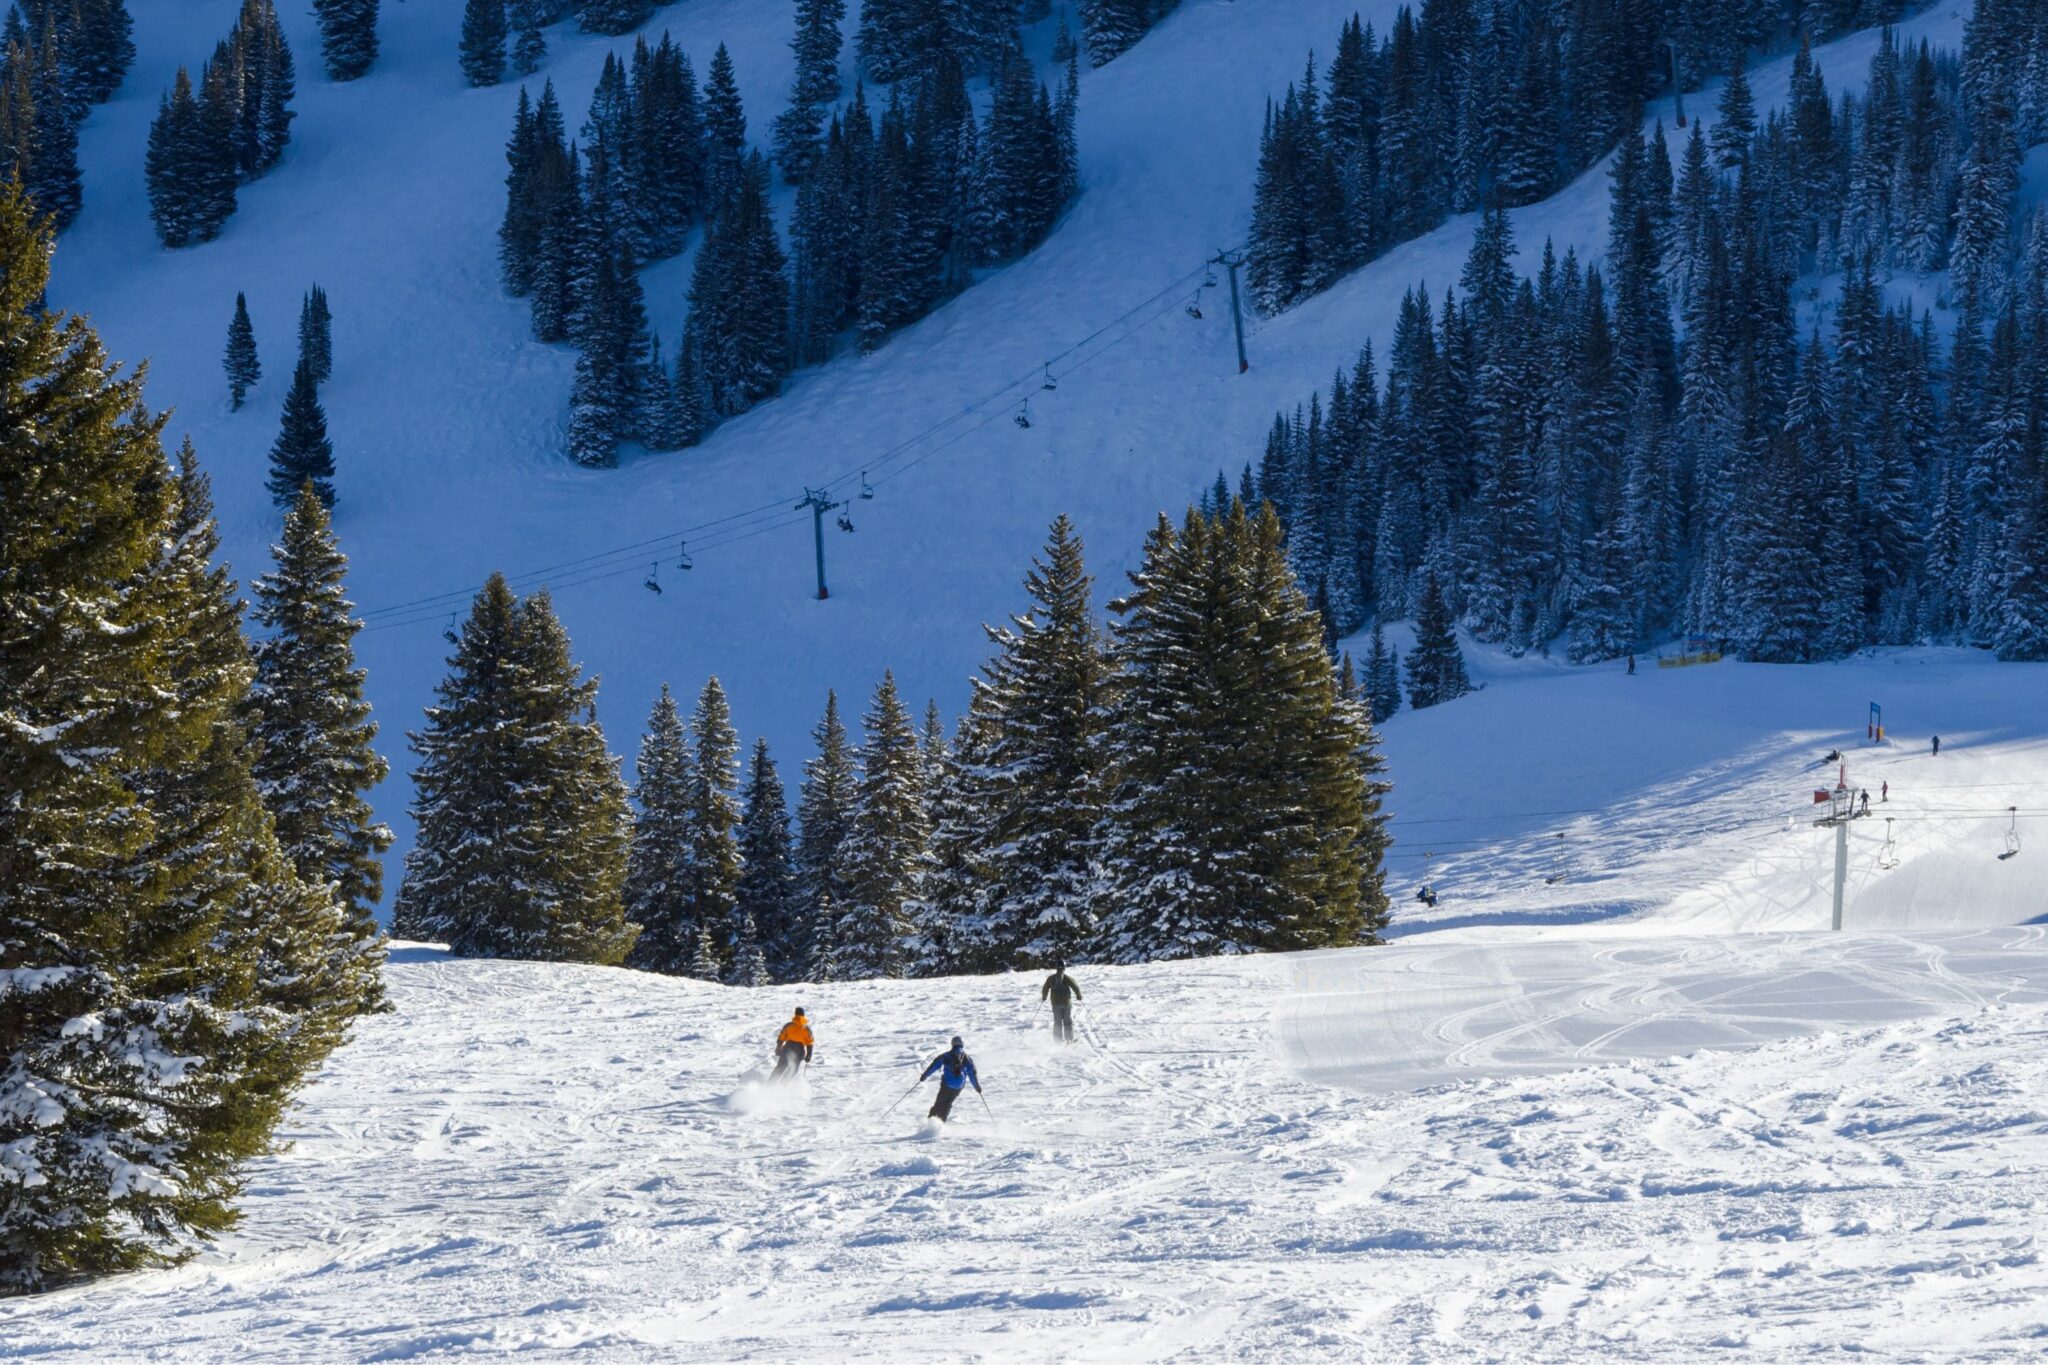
[5, 649, 2048, 1359]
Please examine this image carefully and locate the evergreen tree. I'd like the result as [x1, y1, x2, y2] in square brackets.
[796, 690, 856, 925]
[460, 0, 506, 87]
[685, 151, 789, 420]
[393, 578, 638, 964]
[266, 356, 335, 507]
[1096, 502, 1381, 962]
[224, 291, 260, 410]
[1402, 571, 1470, 708]
[960, 516, 1109, 967]
[1080, 0, 1148, 68]
[2, 188, 357, 1288]
[735, 738, 801, 981]
[579, 0, 654, 37]
[246, 482, 393, 957]
[298, 284, 332, 384]
[732, 913, 771, 986]
[1713, 56, 1757, 171]
[509, 0, 547, 76]
[773, 0, 844, 183]
[311, 0, 378, 81]
[1362, 618, 1402, 722]
[623, 685, 694, 973]
[689, 920, 721, 980]
[702, 42, 746, 205]
[146, 66, 233, 247]
[804, 892, 840, 981]
[685, 677, 743, 963]
[835, 671, 928, 979]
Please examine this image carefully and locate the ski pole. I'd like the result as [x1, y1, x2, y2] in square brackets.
[881, 1073, 923, 1118]
[977, 1090, 995, 1122]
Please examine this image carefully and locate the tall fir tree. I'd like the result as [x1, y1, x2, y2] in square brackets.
[796, 689, 856, 928]
[393, 578, 638, 963]
[773, 0, 844, 184]
[1096, 502, 1382, 962]
[298, 284, 333, 385]
[225, 290, 260, 410]
[311, 0, 378, 81]
[735, 738, 801, 982]
[266, 355, 335, 507]
[2, 186, 362, 1289]
[1402, 571, 1471, 708]
[623, 685, 696, 973]
[245, 482, 393, 975]
[835, 671, 928, 979]
[686, 677, 744, 968]
[460, 0, 507, 87]
[958, 516, 1109, 968]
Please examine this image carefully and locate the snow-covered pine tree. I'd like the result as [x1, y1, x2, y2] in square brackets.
[509, 0, 547, 77]
[735, 738, 801, 981]
[796, 689, 856, 929]
[689, 921, 721, 981]
[805, 893, 840, 982]
[1713, 56, 1756, 171]
[684, 151, 789, 419]
[1402, 571, 1470, 708]
[298, 284, 332, 384]
[623, 685, 694, 973]
[733, 913, 771, 987]
[1362, 618, 1401, 722]
[1, 185, 358, 1288]
[1095, 502, 1380, 962]
[579, 0, 653, 37]
[246, 482, 393, 960]
[772, 0, 844, 184]
[460, 0, 506, 87]
[914, 709, 991, 974]
[1079, 0, 1147, 68]
[146, 66, 233, 247]
[964, 515, 1109, 968]
[686, 677, 744, 963]
[311, 0, 378, 81]
[835, 672, 928, 979]
[392, 579, 638, 963]
[225, 291, 260, 410]
[702, 42, 745, 205]
[266, 356, 336, 507]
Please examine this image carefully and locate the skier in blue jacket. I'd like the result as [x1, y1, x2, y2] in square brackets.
[920, 1036, 981, 1122]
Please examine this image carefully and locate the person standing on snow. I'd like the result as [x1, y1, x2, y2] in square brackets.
[920, 1036, 981, 1122]
[1932, 734, 1941, 757]
[1041, 964, 1082, 1043]
[772, 1007, 813, 1081]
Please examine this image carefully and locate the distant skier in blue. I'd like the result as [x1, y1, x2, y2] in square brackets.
[920, 1036, 981, 1122]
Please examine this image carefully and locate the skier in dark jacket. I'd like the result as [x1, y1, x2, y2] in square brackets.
[1041, 964, 1082, 1043]
[920, 1036, 981, 1122]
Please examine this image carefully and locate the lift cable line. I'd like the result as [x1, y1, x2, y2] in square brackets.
[355, 248, 1241, 633]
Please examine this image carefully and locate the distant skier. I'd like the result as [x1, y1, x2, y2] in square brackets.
[1626, 653, 1636, 676]
[920, 1036, 981, 1122]
[1882, 780, 1889, 803]
[772, 1007, 813, 1081]
[1041, 964, 1083, 1043]
[1932, 734, 1941, 757]
[1859, 789, 1871, 817]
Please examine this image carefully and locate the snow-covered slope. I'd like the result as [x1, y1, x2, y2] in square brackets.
[5, 937, 2048, 1359]
[44, 1, 1987, 868]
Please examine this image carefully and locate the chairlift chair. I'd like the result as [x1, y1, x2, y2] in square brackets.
[442, 612, 460, 645]
[859, 471, 875, 500]
[2002, 806, 2021, 860]
[644, 562, 663, 594]
[1185, 294, 1204, 320]
[1014, 399, 1031, 429]
[837, 511, 856, 533]
[678, 538, 694, 571]
[1042, 364, 1058, 392]
[1543, 832, 1567, 885]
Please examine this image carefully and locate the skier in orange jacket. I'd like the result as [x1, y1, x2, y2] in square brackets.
[772, 1008, 813, 1081]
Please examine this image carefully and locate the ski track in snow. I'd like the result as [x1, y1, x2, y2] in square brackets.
[7, 946, 2048, 1360]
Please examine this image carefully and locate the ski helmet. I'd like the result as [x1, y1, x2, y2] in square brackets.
[795, 1007, 806, 1017]
[951, 1036, 964, 1050]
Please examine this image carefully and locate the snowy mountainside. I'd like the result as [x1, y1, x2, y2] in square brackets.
[47, 1, 1990, 867]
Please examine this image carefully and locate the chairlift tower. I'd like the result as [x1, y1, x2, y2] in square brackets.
[1210, 249, 1250, 374]
[795, 487, 846, 600]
